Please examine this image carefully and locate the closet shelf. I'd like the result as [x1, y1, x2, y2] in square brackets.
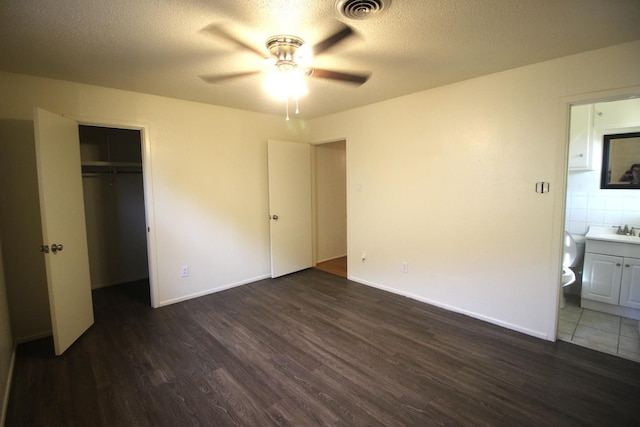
[81, 161, 142, 174]
[82, 161, 141, 167]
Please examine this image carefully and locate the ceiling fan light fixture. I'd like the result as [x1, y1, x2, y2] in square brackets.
[200, 26, 370, 118]
[262, 34, 309, 110]
[262, 67, 308, 100]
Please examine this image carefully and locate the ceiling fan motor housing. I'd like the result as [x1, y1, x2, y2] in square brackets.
[266, 35, 305, 71]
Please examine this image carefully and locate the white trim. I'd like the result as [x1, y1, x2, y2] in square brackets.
[316, 254, 347, 264]
[90, 275, 150, 290]
[1, 347, 16, 427]
[155, 274, 271, 307]
[349, 275, 549, 340]
[15, 330, 52, 344]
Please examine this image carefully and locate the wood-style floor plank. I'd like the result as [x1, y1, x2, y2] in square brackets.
[5, 271, 640, 426]
[315, 256, 347, 277]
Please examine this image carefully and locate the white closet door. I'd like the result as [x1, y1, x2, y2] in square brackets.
[34, 108, 94, 355]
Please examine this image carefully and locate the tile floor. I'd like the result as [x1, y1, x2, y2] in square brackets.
[559, 294, 640, 363]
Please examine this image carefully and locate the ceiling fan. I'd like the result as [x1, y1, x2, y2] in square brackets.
[198, 23, 371, 89]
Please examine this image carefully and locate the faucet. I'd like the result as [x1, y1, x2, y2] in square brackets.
[618, 225, 630, 235]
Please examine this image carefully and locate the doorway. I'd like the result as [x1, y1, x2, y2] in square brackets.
[314, 140, 347, 278]
[79, 125, 150, 301]
[559, 94, 640, 362]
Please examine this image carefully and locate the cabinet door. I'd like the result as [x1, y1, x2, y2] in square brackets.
[620, 257, 640, 309]
[568, 104, 594, 170]
[582, 253, 622, 305]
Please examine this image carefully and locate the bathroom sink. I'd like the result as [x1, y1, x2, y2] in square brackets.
[585, 226, 640, 245]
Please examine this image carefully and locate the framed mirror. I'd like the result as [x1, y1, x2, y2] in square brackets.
[601, 132, 640, 189]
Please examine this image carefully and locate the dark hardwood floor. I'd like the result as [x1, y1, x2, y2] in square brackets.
[6, 270, 640, 426]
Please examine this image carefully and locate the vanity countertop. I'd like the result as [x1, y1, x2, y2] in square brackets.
[585, 226, 640, 245]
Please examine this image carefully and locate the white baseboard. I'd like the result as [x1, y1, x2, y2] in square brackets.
[348, 275, 549, 341]
[316, 254, 347, 264]
[91, 275, 150, 290]
[15, 330, 52, 345]
[155, 274, 271, 308]
[1, 347, 16, 427]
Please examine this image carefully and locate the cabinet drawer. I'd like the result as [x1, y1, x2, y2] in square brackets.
[586, 239, 640, 258]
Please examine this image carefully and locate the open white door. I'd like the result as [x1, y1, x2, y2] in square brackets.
[34, 108, 94, 356]
[267, 140, 312, 278]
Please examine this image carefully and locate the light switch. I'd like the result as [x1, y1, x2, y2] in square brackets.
[535, 182, 550, 193]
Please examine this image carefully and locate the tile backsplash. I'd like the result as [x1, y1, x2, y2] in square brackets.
[566, 191, 640, 236]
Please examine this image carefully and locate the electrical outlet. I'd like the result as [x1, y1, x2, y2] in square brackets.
[180, 265, 189, 277]
[401, 262, 408, 273]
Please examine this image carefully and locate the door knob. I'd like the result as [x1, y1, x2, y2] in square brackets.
[51, 243, 63, 254]
[272, 214, 279, 221]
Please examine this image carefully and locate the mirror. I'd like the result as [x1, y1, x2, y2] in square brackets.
[601, 132, 640, 189]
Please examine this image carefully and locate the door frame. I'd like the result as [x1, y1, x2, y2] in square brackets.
[68, 114, 159, 307]
[311, 136, 349, 276]
[556, 85, 640, 339]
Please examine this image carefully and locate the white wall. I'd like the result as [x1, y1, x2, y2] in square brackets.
[309, 40, 640, 340]
[0, 71, 307, 336]
[315, 140, 347, 262]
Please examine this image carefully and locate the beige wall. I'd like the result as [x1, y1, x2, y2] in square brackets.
[315, 140, 347, 262]
[0, 121, 51, 340]
[0, 228, 15, 425]
[309, 40, 640, 340]
[0, 72, 307, 339]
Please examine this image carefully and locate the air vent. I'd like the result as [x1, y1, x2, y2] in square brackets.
[336, 0, 391, 20]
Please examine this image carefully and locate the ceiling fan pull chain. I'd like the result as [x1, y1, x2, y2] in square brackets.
[285, 98, 290, 121]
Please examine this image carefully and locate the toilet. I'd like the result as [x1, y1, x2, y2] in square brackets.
[560, 231, 578, 308]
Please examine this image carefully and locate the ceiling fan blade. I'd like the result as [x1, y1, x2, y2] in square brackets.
[312, 24, 354, 56]
[199, 70, 261, 84]
[309, 68, 370, 85]
[200, 24, 266, 58]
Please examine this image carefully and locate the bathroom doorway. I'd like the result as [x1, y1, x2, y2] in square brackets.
[559, 94, 640, 362]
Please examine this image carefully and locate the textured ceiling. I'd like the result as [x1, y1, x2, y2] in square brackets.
[1, 0, 639, 119]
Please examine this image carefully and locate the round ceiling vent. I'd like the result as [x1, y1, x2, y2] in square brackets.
[336, 0, 391, 20]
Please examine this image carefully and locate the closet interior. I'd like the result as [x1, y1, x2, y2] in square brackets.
[79, 125, 149, 290]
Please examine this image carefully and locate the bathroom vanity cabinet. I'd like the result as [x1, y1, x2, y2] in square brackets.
[582, 229, 640, 320]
